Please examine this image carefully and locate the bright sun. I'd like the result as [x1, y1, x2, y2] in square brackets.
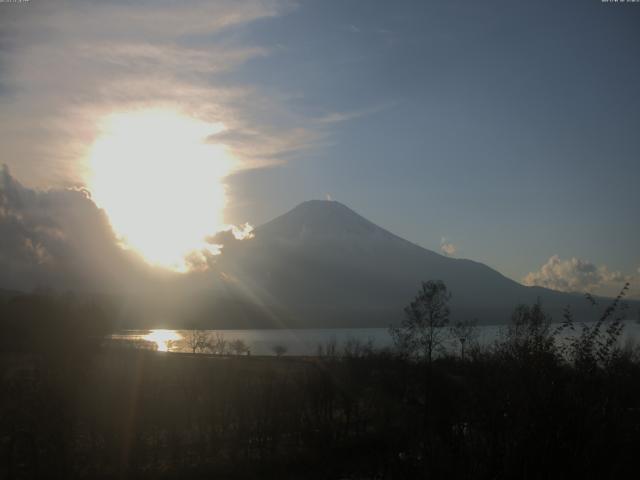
[88, 109, 234, 271]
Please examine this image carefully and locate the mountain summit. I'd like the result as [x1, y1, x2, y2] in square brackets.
[257, 200, 386, 239]
[193, 200, 600, 328]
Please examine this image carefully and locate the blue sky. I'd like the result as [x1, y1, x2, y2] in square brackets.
[0, 0, 638, 295]
[224, 0, 640, 284]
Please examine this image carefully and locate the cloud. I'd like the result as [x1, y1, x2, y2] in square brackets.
[440, 237, 456, 256]
[206, 223, 254, 245]
[184, 223, 255, 272]
[317, 102, 397, 125]
[0, 164, 260, 295]
[0, 0, 314, 187]
[522, 255, 636, 297]
[0, 164, 159, 292]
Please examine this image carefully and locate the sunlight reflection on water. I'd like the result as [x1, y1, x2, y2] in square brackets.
[110, 321, 640, 356]
[141, 329, 182, 352]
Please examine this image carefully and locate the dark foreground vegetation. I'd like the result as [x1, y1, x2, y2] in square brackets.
[1, 287, 640, 479]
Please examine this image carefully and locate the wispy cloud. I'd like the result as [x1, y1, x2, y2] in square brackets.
[0, 0, 312, 186]
[317, 102, 397, 125]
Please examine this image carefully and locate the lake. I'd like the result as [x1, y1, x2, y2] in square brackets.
[109, 321, 640, 356]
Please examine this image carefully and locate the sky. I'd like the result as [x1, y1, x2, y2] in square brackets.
[0, 0, 639, 298]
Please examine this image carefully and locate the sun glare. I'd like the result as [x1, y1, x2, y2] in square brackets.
[142, 329, 182, 352]
[88, 109, 234, 271]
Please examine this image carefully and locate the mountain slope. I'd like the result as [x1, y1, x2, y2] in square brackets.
[197, 200, 603, 328]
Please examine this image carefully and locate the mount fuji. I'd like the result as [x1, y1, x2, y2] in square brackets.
[182, 200, 606, 328]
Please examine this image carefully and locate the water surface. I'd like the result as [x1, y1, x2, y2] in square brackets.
[110, 321, 640, 356]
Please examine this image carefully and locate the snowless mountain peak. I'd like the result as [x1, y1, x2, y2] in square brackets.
[256, 199, 385, 239]
[204, 199, 614, 328]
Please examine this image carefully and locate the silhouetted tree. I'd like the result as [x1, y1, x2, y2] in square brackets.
[390, 280, 451, 362]
[210, 332, 227, 355]
[272, 344, 287, 357]
[230, 338, 249, 355]
[185, 330, 211, 354]
[342, 337, 374, 358]
[562, 283, 630, 369]
[317, 337, 338, 358]
[449, 318, 478, 360]
[3, 288, 640, 479]
[499, 299, 555, 359]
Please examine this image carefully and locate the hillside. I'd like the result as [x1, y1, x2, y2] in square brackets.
[184, 200, 605, 328]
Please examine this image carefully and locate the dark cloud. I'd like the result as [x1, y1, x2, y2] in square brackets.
[0, 165, 153, 292]
[205, 229, 239, 247]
